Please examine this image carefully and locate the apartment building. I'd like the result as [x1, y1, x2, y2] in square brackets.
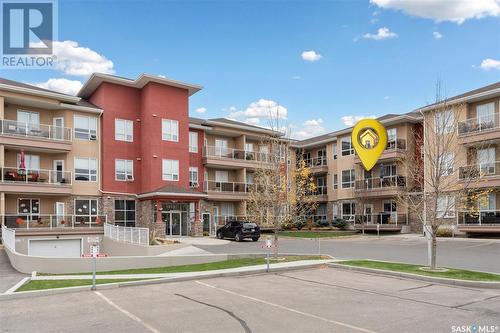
[294, 113, 422, 232]
[0, 78, 104, 256]
[418, 82, 500, 234]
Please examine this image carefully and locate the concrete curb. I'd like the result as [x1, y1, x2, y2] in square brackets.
[330, 263, 500, 289]
[0, 261, 330, 301]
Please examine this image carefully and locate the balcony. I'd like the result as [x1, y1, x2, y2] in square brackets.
[355, 175, 406, 197]
[355, 139, 406, 164]
[0, 119, 72, 151]
[303, 157, 328, 173]
[205, 180, 255, 200]
[307, 186, 328, 201]
[458, 113, 500, 145]
[0, 167, 72, 194]
[351, 213, 408, 232]
[458, 162, 500, 188]
[1, 214, 106, 235]
[203, 146, 281, 169]
[457, 211, 500, 233]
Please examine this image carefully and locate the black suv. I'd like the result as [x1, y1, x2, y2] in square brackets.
[216, 221, 260, 242]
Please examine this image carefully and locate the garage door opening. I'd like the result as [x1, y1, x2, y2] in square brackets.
[29, 239, 82, 257]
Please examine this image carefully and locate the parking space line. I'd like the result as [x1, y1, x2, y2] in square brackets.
[195, 280, 378, 333]
[94, 291, 161, 333]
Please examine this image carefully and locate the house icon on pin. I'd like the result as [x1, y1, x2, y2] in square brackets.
[360, 129, 378, 149]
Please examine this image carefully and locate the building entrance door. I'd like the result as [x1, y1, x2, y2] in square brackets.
[202, 213, 210, 235]
[166, 211, 182, 236]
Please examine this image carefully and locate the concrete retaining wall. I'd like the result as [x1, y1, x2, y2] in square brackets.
[100, 237, 187, 256]
[4, 246, 230, 274]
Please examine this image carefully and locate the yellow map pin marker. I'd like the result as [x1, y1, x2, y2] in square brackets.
[351, 119, 388, 171]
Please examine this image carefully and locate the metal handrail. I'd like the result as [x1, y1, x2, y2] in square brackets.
[458, 113, 499, 136]
[459, 161, 500, 179]
[1, 214, 106, 229]
[203, 146, 282, 163]
[0, 119, 72, 141]
[204, 180, 255, 193]
[1, 167, 72, 185]
[355, 175, 406, 190]
[303, 156, 327, 167]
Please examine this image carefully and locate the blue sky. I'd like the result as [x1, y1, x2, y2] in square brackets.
[1, 0, 499, 138]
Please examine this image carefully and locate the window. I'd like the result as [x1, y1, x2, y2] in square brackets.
[440, 152, 454, 176]
[17, 153, 40, 170]
[189, 131, 198, 152]
[115, 200, 135, 226]
[478, 193, 496, 211]
[341, 136, 354, 156]
[383, 201, 397, 213]
[435, 110, 454, 134]
[477, 148, 496, 175]
[215, 170, 229, 182]
[115, 119, 133, 142]
[387, 128, 397, 142]
[189, 167, 199, 187]
[115, 159, 134, 181]
[74, 115, 97, 140]
[75, 199, 98, 223]
[332, 143, 337, 159]
[221, 202, 235, 217]
[437, 195, 455, 218]
[381, 164, 397, 177]
[477, 102, 495, 121]
[74, 157, 97, 181]
[342, 202, 355, 221]
[333, 174, 338, 189]
[341, 169, 355, 188]
[162, 119, 179, 142]
[17, 198, 39, 221]
[333, 203, 339, 219]
[318, 149, 326, 165]
[17, 110, 39, 126]
[162, 159, 179, 181]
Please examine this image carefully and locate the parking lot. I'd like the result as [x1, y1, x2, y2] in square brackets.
[2, 267, 499, 333]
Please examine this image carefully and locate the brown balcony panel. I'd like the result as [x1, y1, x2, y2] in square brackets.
[0, 135, 72, 152]
[309, 165, 328, 174]
[0, 182, 72, 194]
[458, 128, 500, 145]
[203, 157, 267, 170]
[15, 228, 104, 236]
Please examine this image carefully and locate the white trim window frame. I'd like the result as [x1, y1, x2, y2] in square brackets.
[115, 159, 134, 181]
[115, 119, 133, 142]
[74, 199, 99, 223]
[74, 157, 98, 182]
[189, 131, 198, 153]
[440, 152, 454, 176]
[17, 198, 40, 221]
[341, 169, 355, 189]
[189, 167, 199, 187]
[437, 195, 455, 218]
[162, 159, 179, 181]
[435, 109, 454, 135]
[74, 115, 97, 140]
[341, 136, 354, 156]
[162, 119, 179, 142]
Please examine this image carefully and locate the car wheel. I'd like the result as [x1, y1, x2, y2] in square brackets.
[216, 231, 223, 239]
[252, 237, 259, 242]
[235, 233, 242, 242]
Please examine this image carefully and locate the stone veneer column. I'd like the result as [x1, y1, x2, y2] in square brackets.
[190, 200, 203, 237]
[154, 199, 166, 238]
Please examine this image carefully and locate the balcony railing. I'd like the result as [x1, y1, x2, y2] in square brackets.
[355, 175, 406, 190]
[307, 186, 327, 196]
[352, 213, 408, 225]
[303, 157, 327, 168]
[386, 139, 406, 151]
[459, 162, 500, 180]
[458, 113, 500, 137]
[205, 180, 255, 193]
[0, 119, 72, 142]
[203, 146, 282, 163]
[1, 214, 107, 229]
[1, 167, 72, 185]
[458, 211, 500, 225]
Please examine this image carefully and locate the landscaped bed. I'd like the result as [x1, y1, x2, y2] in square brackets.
[39, 255, 328, 276]
[337, 260, 500, 282]
[278, 231, 359, 238]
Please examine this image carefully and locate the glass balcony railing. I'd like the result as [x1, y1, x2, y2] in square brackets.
[458, 113, 500, 137]
[355, 175, 406, 190]
[1, 167, 72, 185]
[0, 119, 72, 142]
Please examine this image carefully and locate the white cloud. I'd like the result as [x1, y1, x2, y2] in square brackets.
[478, 58, 500, 70]
[370, 0, 500, 24]
[292, 118, 326, 140]
[228, 99, 288, 125]
[33, 78, 83, 95]
[52, 40, 114, 76]
[384, 96, 390, 100]
[341, 115, 376, 127]
[195, 107, 207, 113]
[301, 50, 322, 62]
[363, 27, 398, 40]
[433, 31, 443, 39]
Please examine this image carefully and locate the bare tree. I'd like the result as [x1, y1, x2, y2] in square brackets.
[398, 83, 491, 269]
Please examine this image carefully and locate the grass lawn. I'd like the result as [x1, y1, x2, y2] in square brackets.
[17, 279, 145, 292]
[40, 255, 327, 276]
[338, 260, 500, 282]
[278, 231, 359, 238]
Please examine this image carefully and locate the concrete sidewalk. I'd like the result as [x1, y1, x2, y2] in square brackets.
[33, 259, 333, 280]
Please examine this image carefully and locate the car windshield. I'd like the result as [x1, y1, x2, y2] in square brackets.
[243, 223, 257, 228]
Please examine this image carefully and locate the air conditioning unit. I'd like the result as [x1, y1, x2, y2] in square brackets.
[90, 134, 97, 140]
[190, 181, 199, 188]
[126, 175, 134, 181]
